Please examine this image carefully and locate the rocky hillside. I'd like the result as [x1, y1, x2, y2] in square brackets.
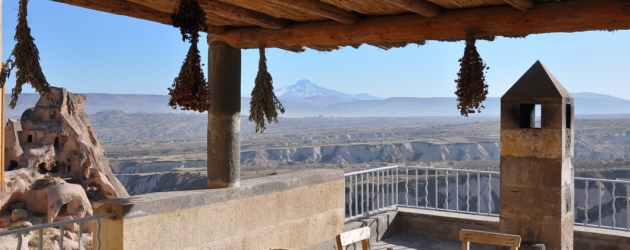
[242, 142, 500, 165]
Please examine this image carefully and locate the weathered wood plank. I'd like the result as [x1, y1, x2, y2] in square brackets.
[337, 227, 370, 247]
[459, 229, 521, 247]
[200, 0, 288, 29]
[209, 0, 630, 49]
[382, 0, 442, 17]
[266, 0, 362, 24]
[53, 0, 173, 24]
[53, 0, 227, 34]
[504, 0, 533, 11]
[127, 0, 252, 26]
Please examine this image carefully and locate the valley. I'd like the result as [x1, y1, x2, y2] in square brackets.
[90, 112, 630, 195]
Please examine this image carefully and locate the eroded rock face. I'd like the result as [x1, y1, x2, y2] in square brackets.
[4, 87, 128, 199]
[0, 87, 128, 230]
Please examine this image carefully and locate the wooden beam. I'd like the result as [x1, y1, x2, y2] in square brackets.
[200, 0, 288, 29]
[504, 0, 534, 11]
[381, 0, 441, 18]
[53, 0, 172, 24]
[266, 0, 362, 24]
[208, 0, 630, 49]
[53, 0, 226, 34]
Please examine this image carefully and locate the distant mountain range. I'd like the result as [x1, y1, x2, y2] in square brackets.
[274, 79, 381, 100]
[4, 80, 630, 117]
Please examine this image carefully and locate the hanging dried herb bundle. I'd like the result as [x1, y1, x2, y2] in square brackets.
[249, 46, 285, 133]
[0, 0, 52, 109]
[168, 41, 209, 111]
[168, 0, 209, 112]
[454, 28, 489, 117]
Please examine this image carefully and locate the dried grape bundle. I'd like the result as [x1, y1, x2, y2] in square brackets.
[454, 28, 489, 117]
[249, 46, 285, 133]
[168, 0, 209, 112]
[0, 0, 53, 109]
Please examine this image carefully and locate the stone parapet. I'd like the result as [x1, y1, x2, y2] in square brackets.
[342, 210, 630, 249]
[94, 169, 345, 250]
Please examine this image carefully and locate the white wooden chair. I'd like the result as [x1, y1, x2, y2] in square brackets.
[336, 227, 370, 250]
[459, 229, 521, 250]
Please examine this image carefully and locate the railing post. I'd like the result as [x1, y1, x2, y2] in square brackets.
[405, 168, 409, 206]
[456, 172, 459, 212]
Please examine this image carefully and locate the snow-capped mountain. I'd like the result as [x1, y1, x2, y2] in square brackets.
[274, 79, 381, 100]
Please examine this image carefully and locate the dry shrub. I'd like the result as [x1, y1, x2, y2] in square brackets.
[27, 228, 56, 249]
[31, 176, 62, 190]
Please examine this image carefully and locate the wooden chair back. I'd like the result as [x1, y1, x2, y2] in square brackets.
[336, 227, 370, 250]
[459, 229, 521, 250]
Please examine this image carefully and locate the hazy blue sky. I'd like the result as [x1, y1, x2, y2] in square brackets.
[2, 1, 630, 99]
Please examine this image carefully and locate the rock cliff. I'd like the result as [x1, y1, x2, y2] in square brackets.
[242, 142, 500, 165]
[0, 87, 128, 231]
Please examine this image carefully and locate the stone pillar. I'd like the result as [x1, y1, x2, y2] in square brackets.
[207, 41, 241, 188]
[499, 61, 574, 250]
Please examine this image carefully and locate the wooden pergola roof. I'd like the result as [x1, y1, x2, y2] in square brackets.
[53, 0, 630, 51]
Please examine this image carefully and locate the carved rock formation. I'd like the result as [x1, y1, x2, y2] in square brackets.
[4, 87, 128, 199]
[0, 87, 128, 230]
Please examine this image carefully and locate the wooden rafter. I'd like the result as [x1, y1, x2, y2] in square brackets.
[381, 0, 441, 18]
[53, 0, 173, 24]
[504, 0, 533, 11]
[200, 0, 288, 29]
[266, 0, 362, 24]
[53, 0, 227, 34]
[208, 0, 630, 49]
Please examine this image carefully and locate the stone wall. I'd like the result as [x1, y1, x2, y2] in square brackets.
[94, 169, 344, 250]
[343, 209, 630, 249]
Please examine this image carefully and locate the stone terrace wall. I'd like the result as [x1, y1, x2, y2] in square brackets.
[344, 209, 630, 250]
[93, 169, 344, 250]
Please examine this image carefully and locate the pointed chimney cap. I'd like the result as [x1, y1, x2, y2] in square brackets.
[502, 61, 573, 104]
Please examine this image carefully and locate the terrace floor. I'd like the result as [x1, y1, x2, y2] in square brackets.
[370, 233, 493, 250]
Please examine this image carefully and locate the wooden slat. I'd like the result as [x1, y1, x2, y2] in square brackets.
[320, 0, 408, 16]
[338, 227, 370, 246]
[220, 0, 323, 22]
[209, 0, 630, 49]
[200, 0, 288, 29]
[427, 0, 505, 9]
[53, 0, 228, 34]
[381, 0, 442, 17]
[459, 229, 521, 247]
[504, 0, 533, 11]
[266, 0, 362, 24]
[53, 0, 173, 24]
[127, 0, 251, 27]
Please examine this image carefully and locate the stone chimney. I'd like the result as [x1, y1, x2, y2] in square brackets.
[499, 61, 574, 249]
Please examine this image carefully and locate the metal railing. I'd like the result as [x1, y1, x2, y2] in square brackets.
[398, 166, 499, 216]
[344, 166, 399, 220]
[345, 166, 630, 232]
[0, 213, 116, 250]
[344, 165, 499, 221]
[574, 177, 630, 231]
